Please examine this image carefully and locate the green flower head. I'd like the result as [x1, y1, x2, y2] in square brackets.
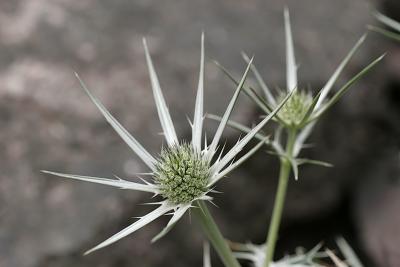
[155, 143, 210, 204]
[277, 90, 313, 127]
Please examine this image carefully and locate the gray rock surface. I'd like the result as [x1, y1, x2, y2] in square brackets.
[355, 150, 400, 267]
[0, 0, 398, 267]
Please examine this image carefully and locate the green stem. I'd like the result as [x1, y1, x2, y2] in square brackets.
[193, 200, 241, 267]
[263, 128, 297, 267]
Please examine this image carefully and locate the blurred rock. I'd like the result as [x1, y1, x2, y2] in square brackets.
[354, 150, 400, 267]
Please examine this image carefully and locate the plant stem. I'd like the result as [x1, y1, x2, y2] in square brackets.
[194, 200, 241, 267]
[263, 128, 297, 267]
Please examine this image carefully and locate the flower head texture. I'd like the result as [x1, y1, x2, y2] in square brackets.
[42, 34, 292, 254]
[155, 143, 210, 204]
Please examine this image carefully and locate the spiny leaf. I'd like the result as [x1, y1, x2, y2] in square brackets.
[284, 7, 298, 92]
[143, 38, 178, 146]
[213, 59, 272, 114]
[315, 34, 367, 110]
[207, 57, 254, 159]
[75, 73, 157, 171]
[192, 33, 205, 151]
[311, 54, 385, 121]
[368, 25, 400, 41]
[241, 51, 277, 106]
[374, 10, 400, 32]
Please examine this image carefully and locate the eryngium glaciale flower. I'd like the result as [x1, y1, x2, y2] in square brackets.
[369, 11, 400, 42]
[43, 34, 291, 254]
[210, 8, 383, 179]
[240, 8, 382, 131]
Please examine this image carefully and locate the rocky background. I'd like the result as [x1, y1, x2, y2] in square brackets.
[0, 0, 399, 266]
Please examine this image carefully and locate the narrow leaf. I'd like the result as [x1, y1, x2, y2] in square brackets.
[315, 34, 366, 110]
[84, 202, 173, 255]
[42, 170, 159, 193]
[193, 33, 205, 151]
[312, 54, 385, 120]
[242, 52, 277, 106]
[368, 25, 400, 41]
[75, 73, 157, 171]
[143, 38, 178, 146]
[213, 59, 272, 114]
[207, 57, 254, 159]
[374, 11, 400, 32]
[284, 7, 297, 92]
[151, 204, 191, 242]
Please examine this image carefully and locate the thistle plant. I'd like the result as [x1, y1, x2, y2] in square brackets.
[42, 34, 292, 266]
[210, 8, 383, 267]
[37, 6, 386, 266]
[369, 11, 400, 41]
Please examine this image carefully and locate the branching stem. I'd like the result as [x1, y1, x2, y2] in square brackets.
[263, 128, 297, 267]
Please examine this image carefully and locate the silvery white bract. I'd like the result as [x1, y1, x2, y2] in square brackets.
[43, 34, 292, 254]
[233, 242, 354, 267]
[370, 11, 400, 41]
[211, 8, 383, 180]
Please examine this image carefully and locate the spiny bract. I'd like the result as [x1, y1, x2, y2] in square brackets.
[155, 143, 210, 204]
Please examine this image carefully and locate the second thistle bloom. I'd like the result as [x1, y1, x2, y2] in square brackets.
[212, 8, 383, 180]
[242, 9, 383, 132]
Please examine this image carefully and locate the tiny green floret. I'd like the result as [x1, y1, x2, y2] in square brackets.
[155, 143, 210, 204]
[277, 90, 312, 127]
